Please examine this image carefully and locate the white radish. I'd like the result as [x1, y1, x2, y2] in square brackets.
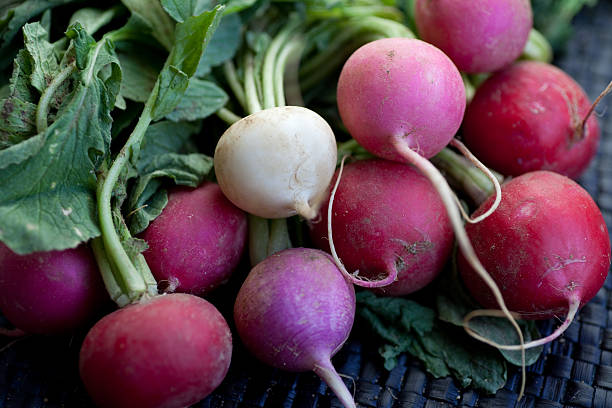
[214, 106, 337, 219]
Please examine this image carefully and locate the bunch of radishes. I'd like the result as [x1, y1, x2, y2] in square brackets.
[1, 1, 610, 407]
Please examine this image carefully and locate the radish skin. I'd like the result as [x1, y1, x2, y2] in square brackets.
[141, 182, 247, 295]
[309, 159, 453, 294]
[414, 0, 533, 73]
[234, 248, 356, 408]
[458, 171, 611, 347]
[79, 294, 232, 408]
[214, 106, 337, 220]
[0, 243, 106, 334]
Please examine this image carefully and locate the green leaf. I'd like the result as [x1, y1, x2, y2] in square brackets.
[21, 22, 58, 92]
[356, 291, 435, 370]
[116, 42, 163, 103]
[0, 0, 84, 69]
[68, 7, 120, 36]
[532, 0, 598, 52]
[0, 27, 121, 253]
[7, 49, 37, 104]
[357, 290, 508, 394]
[120, 0, 176, 51]
[137, 120, 200, 167]
[128, 153, 213, 234]
[410, 324, 507, 393]
[220, 0, 259, 14]
[166, 78, 227, 121]
[196, 12, 242, 76]
[0, 96, 37, 147]
[161, 0, 213, 22]
[436, 263, 544, 367]
[151, 5, 224, 120]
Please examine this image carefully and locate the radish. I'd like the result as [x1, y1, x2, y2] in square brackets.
[309, 159, 453, 294]
[458, 171, 611, 348]
[214, 106, 337, 220]
[0, 243, 106, 334]
[234, 248, 356, 408]
[79, 293, 232, 408]
[140, 182, 247, 295]
[414, 0, 533, 73]
[336, 37, 528, 393]
[462, 61, 605, 179]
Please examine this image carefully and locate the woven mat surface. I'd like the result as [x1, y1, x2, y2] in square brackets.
[2, 2, 612, 408]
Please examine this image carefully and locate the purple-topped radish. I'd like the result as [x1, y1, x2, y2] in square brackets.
[309, 159, 453, 295]
[234, 248, 356, 408]
[0, 243, 106, 334]
[141, 182, 247, 295]
[458, 171, 610, 348]
[462, 61, 602, 179]
[414, 0, 533, 73]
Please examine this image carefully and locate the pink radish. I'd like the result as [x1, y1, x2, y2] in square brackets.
[233, 248, 356, 408]
[462, 61, 603, 179]
[79, 293, 232, 408]
[457, 171, 610, 348]
[414, 0, 533, 73]
[0, 243, 106, 334]
[140, 182, 247, 295]
[309, 159, 453, 295]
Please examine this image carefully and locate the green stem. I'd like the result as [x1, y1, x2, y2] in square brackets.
[216, 107, 242, 125]
[36, 63, 76, 133]
[133, 254, 158, 297]
[267, 218, 291, 256]
[520, 28, 553, 63]
[248, 215, 270, 266]
[223, 60, 247, 112]
[262, 19, 302, 109]
[97, 83, 158, 302]
[90, 237, 130, 307]
[243, 51, 262, 114]
[432, 147, 503, 207]
[274, 36, 305, 107]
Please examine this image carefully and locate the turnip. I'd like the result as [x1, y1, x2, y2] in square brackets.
[79, 293, 232, 408]
[309, 159, 453, 293]
[414, 0, 533, 73]
[0, 243, 106, 334]
[462, 61, 608, 179]
[336, 37, 527, 391]
[458, 171, 611, 349]
[234, 248, 356, 408]
[140, 182, 247, 295]
[214, 106, 337, 220]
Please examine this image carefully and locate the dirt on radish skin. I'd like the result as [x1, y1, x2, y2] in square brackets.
[462, 61, 600, 179]
[234, 248, 357, 408]
[458, 171, 611, 320]
[414, 0, 532, 73]
[0, 243, 107, 334]
[79, 294, 232, 408]
[141, 182, 247, 295]
[309, 159, 453, 296]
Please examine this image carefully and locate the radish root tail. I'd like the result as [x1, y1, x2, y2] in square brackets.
[391, 135, 527, 400]
[463, 297, 580, 350]
[327, 155, 399, 287]
[450, 138, 502, 223]
[580, 80, 612, 137]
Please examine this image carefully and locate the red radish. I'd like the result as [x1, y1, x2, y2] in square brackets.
[141, 182, 247, 295]
[79, 293, 232, 408]
[309, 159, 453, 295]
[414, 0, 533, 73]
[462, 61, 601, 179]
[458, 171, 610, 347]
[0, 243, 106, 334]
[234, 248, 356, 408]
